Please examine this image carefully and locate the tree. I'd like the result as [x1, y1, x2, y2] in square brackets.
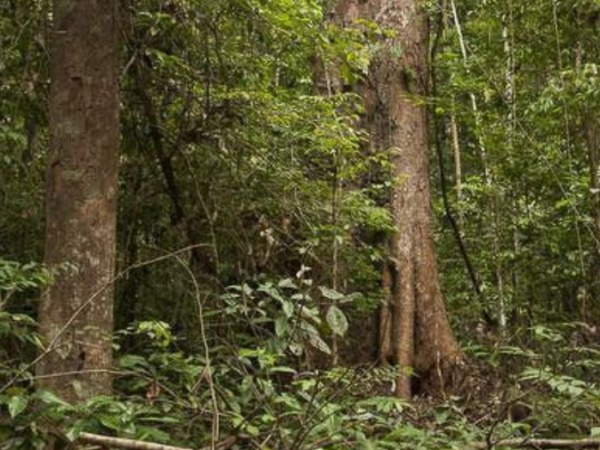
[336, 0, 463, 398]
[37, 0, 121, 402]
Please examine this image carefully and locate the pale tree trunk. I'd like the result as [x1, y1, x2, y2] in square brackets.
[445, 1, 463, 217]
[37, 0, 120, 402]
[331, 158, 342, 365]
[498, 4, 516, 338]
[450, 112, 463, 208]
[337, 0, 463, 398]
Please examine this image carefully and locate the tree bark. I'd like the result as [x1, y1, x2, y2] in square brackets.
[584, 113, 600, 319]
[37, 0, 120, 402]
[575, 3, 600, 319]
[336, 0, 463, 397]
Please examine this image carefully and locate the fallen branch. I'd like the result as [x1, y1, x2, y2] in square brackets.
[470, 437, 600, 449]
[77, 432, 237, 450]
[78, 433, 193, 450]
[77, 433, 600, 450]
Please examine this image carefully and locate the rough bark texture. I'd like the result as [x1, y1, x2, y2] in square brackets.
[579, 6, 600, 319]
[37, 0, 120, 402]
[585, 114, 600, 318]
[335, 0, 463, 397]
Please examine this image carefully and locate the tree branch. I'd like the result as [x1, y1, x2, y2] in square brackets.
[77, 433, 237, 450]
[470, 437, 600, 450]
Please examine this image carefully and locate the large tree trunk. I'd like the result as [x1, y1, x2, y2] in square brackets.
[337, 0, 463, 398]
[577, 2, 600, 320]
[37, 0, 120, 402]
[585, 114, 600, 320]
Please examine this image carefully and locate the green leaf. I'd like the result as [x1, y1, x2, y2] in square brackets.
[340, 292, 363, 304]
[118, 354, 149, 369]
[99, 414, 121, 431]
[258, 283, 285, 303]
[137, 426, 170, 443]
[35, 390, 72, 408]
[65, 419, 87, 442]
[275, 315, 289, 337]
[319, 286, 345, 301]
[298, 305, 321, 325]
[308, 332, 332, 355]
[8, 395, 28, 418]
[245, 423, 260, 437]
[267, 366, 297, 375]
[278, 278, 297, 289]
[326, 305, 348, 336]
[281, 300, 294, 318]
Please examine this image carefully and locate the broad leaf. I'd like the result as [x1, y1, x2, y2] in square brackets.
[8, 395, 27, 418]
[326, 305, 348, 336]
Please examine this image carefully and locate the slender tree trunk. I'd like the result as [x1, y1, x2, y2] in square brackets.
[450, 113, 463, 207]
[331, 155, 342, 365]
[445, 2, 463, 219]
[498, 7, 516, 338]
[37, 0, 120, 402]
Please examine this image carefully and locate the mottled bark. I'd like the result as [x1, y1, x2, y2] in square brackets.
[37, 0, 120, 401]
[336, 0, 463, 398]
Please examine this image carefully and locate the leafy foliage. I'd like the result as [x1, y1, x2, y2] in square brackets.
[3, 0, 600, 448]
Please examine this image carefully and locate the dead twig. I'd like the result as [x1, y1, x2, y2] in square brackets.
[77, 432, 237, 450]
[470, 437, 600, 449]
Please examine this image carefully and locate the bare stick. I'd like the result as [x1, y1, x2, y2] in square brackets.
[173, 255, 220, 450]
[78, 432, 194, 450]
[78, 432, 237, 450]
[470, 437, 600, 449]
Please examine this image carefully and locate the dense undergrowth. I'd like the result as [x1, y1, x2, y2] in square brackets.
[4, 0, 600, 448]
[2, 261, 600, 450]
